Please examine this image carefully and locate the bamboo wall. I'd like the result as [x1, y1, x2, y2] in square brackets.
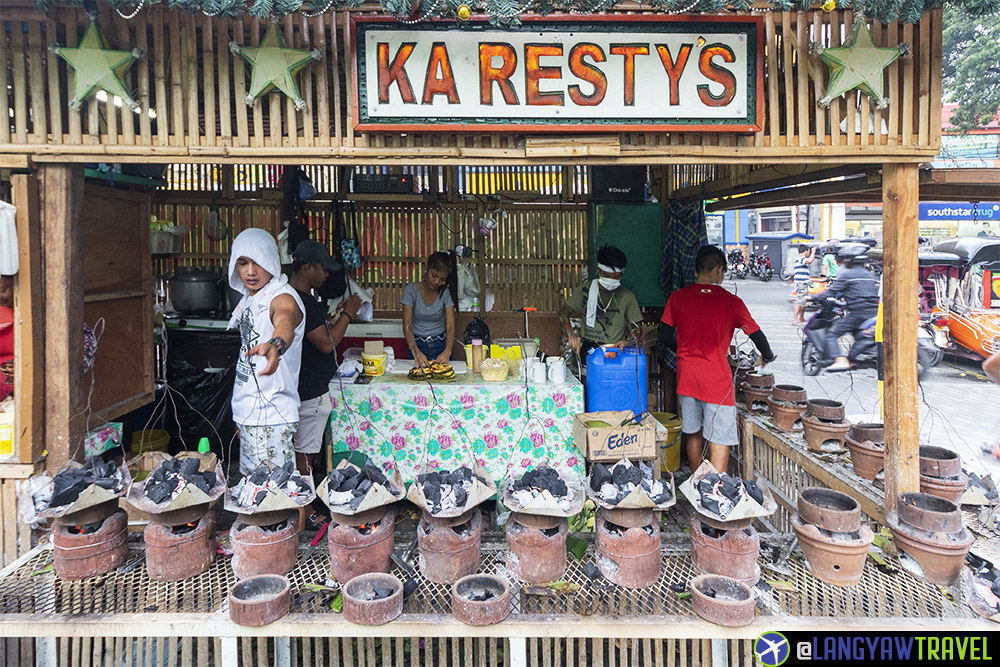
[1, 5, 942, 165]
[151, 197, 588, 312]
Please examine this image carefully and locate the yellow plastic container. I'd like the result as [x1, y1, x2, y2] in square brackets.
[362, 352, 387, 376]
[651, 412, 683, 473]
[131, 429, 171, 454]
[0, 412, 13, 458]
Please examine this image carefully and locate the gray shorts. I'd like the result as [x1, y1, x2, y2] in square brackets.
[678, 395, 739, 447]
[293, 392, 334, 455]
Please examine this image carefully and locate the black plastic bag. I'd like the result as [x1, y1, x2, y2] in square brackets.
[463, 315, 491, 346]
[164, 330, 239, 458]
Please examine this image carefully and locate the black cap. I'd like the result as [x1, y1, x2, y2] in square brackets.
[293, 240, 341, 272]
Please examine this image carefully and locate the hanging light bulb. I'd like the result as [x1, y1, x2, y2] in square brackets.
[456, 3, 472, 20]
[821, 0, 836, 11]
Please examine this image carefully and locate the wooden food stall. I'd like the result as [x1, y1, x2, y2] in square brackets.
[1, 0, 995, 664]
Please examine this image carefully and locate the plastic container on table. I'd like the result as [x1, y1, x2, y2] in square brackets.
[651, 412, 683, 472]
[585, 346, 648, 414]
[0, 412, 13, 457]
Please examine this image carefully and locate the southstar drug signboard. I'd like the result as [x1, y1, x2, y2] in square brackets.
[351, 16, 763, 133]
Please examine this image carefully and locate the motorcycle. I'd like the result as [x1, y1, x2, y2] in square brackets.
[800, 296, 937, 379]
[748, 249, 773, 282]
[728, 248, 749, 279]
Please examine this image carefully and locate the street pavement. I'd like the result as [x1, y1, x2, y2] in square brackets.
[727, 277, 1000, 478]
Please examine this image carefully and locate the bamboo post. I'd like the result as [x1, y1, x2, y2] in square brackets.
[40, 165, 86, 473]
[11, 25, 29, 144]
[28, 22, 47, 143]
[112, 12, 135, 146]
[917, 15, 931, 146]
[765, 13, 779, 146]
[217, 19, 232, 142]
[829, 11, 841, 146]
[184, 13, 200, 147]
[11, 174, 45, 465]
[0, 25, 10, 144]
[901, 22, 914, 145]
[202, 15, 216, 147]
[881, 162, 921, 512]
[795, 13, 808, 147]
[781, 12, 794, 143]
[153, 9, 169, 146]
[136, 12, 152, 145]
[284, 15, 298, 148]
[169, 11, 185, 144]
[886, 20, 900, 145]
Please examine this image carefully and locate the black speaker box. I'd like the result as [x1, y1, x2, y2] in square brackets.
[591, 166, 646, 202]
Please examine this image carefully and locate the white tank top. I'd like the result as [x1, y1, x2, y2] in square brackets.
[231, 282, 306, 426]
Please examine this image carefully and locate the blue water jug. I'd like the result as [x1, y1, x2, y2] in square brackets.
[586, 346, 648, 414]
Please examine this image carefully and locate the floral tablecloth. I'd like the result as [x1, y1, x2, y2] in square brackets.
[327, 375, 585, 484]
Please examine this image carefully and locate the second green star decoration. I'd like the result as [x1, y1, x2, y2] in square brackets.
[809, 18, 910, 110]
[229, 23, 323, 111]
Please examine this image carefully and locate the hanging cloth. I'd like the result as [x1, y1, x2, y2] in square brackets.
[0, 201, 18, 275]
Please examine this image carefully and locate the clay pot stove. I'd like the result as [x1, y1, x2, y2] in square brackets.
[231, 509, 300, 579]
[452, 574, 511, 625]
[418, 509, 482, 585]
[328, 506, 396, 584]
[229, 574, 291, 626]
[506, 512, 568, 584]
[918, 446, 967, 504]
[689, 514, 760, 585]
[886, 492, 973, 586]
[791, 488, 872, 586]
[689, 574, 755, 627]
[145, 507, 217, 581]
[845, 423, 885, 480]
[766, 387, 808, 431]
[594, 508, 661, 588]
[51, 502, 129, 580]
[343, 573, 403, 625]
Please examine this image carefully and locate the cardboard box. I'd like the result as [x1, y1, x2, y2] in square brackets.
[572, 411, 656, 462]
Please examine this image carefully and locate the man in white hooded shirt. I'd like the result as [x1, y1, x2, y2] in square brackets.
[227, 228, 306, 475]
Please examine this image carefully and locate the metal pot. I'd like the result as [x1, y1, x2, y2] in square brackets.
[171, 268, 222, 314]
[225, 284, 245, 313]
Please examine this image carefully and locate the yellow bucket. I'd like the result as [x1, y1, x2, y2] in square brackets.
[362, 353, 387, 376]
[651, 412, 683, 473]
[131, 429, 171, 454]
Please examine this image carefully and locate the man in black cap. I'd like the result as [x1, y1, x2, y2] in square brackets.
[289, 241, 361, 477]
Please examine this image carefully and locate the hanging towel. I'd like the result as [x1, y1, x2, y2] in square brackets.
[0, 201, 18, 275]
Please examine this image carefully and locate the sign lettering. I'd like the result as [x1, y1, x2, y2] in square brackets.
[352, 16, 763, 132]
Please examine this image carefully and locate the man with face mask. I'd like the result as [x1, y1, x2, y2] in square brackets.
[560, 245, 642, 361]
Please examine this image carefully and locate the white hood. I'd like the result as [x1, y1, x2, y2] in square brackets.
[228, 227, 282, 294]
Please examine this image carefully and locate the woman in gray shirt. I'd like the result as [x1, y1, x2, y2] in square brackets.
[401, 252, 455, 367]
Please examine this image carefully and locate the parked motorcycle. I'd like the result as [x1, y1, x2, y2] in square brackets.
[728, 248, 749, 279]
[800, 296, 937, 379]
[748, 247, 773, 282]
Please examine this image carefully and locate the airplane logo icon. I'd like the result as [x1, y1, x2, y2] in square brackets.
[754, 632, 790, 666]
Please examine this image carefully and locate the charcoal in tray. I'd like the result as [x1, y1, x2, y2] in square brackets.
[269, 465, 291, 487]
[590, 464, 612, 492]
[362, 463, 388, 487]
[50, 471, 90, 508]
[187, 473, 211, 494]
[717, 474, 741, 500]
[697, 476, 717, 498]
[354, 478, 372, 497]
[992, 578, 1000, 599]
[701, 495, 723, 515]
[348, 495, 365, 510]
[249, 466, 269, 485]
[650, 488, 672, 504]
[417, 471, 441, 485]
[254, 489, 268, 505]
[145, 478, 178, 504]
[422, 482, 442, 506]
[742, 480, 764, 506]
[338, 473, 360, 492]
[180, 457, 200, 477]
[453, 485, 468, 507]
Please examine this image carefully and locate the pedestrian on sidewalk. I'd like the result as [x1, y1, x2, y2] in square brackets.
[792, 245, 817, 325]
[660, 245, 775, 474]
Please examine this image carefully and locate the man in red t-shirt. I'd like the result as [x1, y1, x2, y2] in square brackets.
[660, 246, 775, 473]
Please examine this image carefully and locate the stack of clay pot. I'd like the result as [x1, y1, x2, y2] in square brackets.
[766, 384, 808, 431]
[918, 446, 967, 504]
[845, 422, 885, 480]
[800, 400, 851, 453]
[791, 488, 873, 586]
[741, 372, 774, 409]
[886, 492, 973, 586]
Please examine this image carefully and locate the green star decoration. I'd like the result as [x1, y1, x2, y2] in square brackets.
[229, 24, 323, 112]
[50, 20, 144, 111]
[809, 19, 910, 110]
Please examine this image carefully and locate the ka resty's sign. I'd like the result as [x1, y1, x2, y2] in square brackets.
[351, 16, 763, 133]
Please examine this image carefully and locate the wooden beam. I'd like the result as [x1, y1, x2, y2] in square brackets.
[674, 164, 872, 201]
[704, 176, 876, 212]
[881, 163, 921, 512]
[40, 164, 85, 472]
[11, 173, 44, 464]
